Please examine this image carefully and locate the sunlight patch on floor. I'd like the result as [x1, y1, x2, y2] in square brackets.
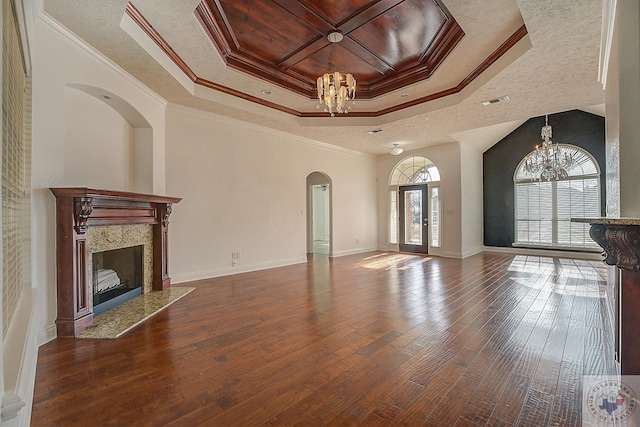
[358, 252, 431, 270]
[507, 255, 608, 298]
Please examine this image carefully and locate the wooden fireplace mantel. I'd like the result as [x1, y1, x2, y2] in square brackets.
[50, 188, 181, 337]
[573, 217, 640, 374]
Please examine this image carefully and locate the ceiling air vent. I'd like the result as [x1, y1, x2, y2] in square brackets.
[481, 95, 510, 106]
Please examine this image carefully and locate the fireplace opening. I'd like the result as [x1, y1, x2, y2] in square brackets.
[92, 245, 144, 315]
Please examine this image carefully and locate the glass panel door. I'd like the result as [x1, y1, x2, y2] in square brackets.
[399, 184, 428, 254]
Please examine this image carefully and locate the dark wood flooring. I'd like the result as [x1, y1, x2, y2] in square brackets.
[31, 251, 616, 426]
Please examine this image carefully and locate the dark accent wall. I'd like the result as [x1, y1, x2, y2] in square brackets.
[483, 110, 605, 248]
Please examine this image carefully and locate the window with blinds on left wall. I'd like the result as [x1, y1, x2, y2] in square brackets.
[2, 0, 31, 338]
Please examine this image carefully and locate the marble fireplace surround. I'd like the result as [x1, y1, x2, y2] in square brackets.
[50, 188, 181, 337]
[88, 224, 153, 296]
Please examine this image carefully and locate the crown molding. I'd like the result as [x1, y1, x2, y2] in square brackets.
[599, 0, 617, 89]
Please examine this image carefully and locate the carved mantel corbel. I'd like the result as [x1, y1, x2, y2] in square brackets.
[162, 204, 172, 227]
[74, 197, 93, 234]
[572, 217, 640, 272]
[589, 224, 640, 271]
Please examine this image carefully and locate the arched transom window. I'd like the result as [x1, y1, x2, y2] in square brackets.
[390, 156, 440, 185]
[514, 144, 601, 249]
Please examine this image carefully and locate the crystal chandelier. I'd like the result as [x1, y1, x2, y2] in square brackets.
[316, 31, 356, 116]
[523, 115, 574, 181]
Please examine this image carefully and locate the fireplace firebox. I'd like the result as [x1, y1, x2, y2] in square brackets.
[92, 245, 144, 315]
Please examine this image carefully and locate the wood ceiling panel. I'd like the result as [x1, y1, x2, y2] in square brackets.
[217, 0, 321, 63]
[300, 0, 381, 26]
[291, 43, 385, 82]
[349, 0, 445, 68]
[196, 0, 464, 99]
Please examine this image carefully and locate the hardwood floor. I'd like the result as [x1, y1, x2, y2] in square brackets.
[31, 252, 616, 426]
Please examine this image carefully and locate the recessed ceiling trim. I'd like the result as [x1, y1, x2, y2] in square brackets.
[125, 2, 197, 82]
[125, 2, 528, 118]
[194, 77, 302, 116]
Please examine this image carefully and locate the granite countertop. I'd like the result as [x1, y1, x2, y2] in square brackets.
[571, 217, 640, 226]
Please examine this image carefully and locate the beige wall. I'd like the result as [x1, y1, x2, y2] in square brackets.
[165, 104, 378, 282]
[63, 88, 133, 191]
[460, 142, 484, 257]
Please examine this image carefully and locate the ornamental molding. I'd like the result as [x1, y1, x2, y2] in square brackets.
[589, 224, 640, 271]
[73, 197, 93, 234]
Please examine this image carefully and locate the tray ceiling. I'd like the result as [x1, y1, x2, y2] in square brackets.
[42, 0, 605, 155]
[196, 0, 464, 99]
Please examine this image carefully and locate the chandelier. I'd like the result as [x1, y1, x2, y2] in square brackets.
[523, 115, 574, 181]
[316, 31, 356, 116]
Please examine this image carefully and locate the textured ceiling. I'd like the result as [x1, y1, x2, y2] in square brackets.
[43, 0, 605, 155]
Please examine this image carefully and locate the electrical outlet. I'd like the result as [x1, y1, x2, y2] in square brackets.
[231, 260, 237, 267]
[236, 251, 241, 259]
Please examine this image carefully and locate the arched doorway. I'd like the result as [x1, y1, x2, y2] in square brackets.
[306, 172, 332, 256]
[389, 156, 441, 255]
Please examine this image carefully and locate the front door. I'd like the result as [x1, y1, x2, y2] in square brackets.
[399, 184, 428, 254]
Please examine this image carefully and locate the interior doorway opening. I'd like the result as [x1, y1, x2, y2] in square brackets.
[306, 172, 332, 256]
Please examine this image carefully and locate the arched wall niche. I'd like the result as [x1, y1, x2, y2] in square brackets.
[64, 83, 154, 193]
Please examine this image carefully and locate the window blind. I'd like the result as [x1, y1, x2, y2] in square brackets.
[2, 0, 30, 338]
[514, 145, 600, 249]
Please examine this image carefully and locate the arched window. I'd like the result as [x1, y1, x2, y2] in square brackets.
[390, 156, 440, 185]
[514, 144, 600, 249]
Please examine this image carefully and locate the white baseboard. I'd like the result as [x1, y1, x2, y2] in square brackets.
[37, 324, 57, 346]
[171, 256, 308, 284]
[441, 251, 463, 258]
[2, 288, 40, 426]
[331, 246, 378, 257]
[461, 246, 485, 258]
[483, 245, 604, 260]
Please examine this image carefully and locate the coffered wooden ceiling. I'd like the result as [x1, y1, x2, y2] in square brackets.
[196, 0, 464, 99]
[123, 0, 527, 118]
